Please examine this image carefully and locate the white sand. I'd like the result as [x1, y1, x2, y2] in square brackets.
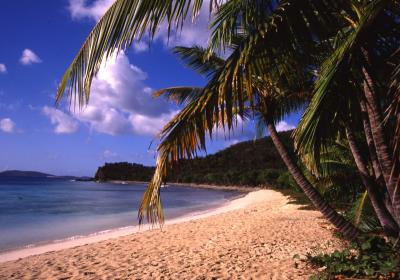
[0, 190, 344, 279]
[0, 191, 252, 263]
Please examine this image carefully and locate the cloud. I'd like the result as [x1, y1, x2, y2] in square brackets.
[20, 49, 42, 65]
[102, 149, 117, 159]
[68, 0, 114, 21]
[0, 64, 7, 74]
[42, 106, 79, 134]
[62, 0, 213, 136]
[67, 0, 211, 49]
[0, 118, 16, 133]
[73, 52, 177, 136]
[276, 121, 296, 132]
[42, 52, 176, 136]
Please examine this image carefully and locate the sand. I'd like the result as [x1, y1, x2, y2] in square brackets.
[0, 190, 344, 279]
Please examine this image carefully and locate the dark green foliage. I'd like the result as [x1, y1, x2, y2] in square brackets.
[308, 237, 400, 279]
[345, 193, 382, 233]
[94, 132, 294, 188]
[94, 162, 155, 182]
[167, 131, 293, 188]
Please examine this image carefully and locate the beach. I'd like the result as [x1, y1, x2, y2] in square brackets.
[0, 190, 344, 279]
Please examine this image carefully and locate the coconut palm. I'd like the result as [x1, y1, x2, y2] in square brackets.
[56, 0, 397, 237]
[293, 0, 400, 235]
[56, 0, 353, 106]
[138, 43, 361, 239]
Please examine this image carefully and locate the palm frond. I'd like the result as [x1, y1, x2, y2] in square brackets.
[347, 191, 381, 232]
[138, 87, 238, 224]
[56, 0, 216, 108]
[153, 86, 203, 105]
[173, 46, 225, 78]
[294, 0, 389, 166]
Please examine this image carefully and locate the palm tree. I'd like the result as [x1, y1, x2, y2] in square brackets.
[293, 0, 400, 235]
[56, 0, 398, 237]
[138, 44, 361, 239]
[56, 0, 352, 106]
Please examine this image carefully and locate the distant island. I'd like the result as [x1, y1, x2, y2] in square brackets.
[1, 132, 294, 189]
[0, 170, 54, 178]
[0, 170, 91, 180]
[94, 131, 294, 188]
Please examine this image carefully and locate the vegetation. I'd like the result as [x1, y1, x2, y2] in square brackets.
[95, 162, 154, 182]
[94, 132, 301, 189]
[307, 237, 400, 279]
[56, 0, 400, 242]
[167, 131, 291, 187]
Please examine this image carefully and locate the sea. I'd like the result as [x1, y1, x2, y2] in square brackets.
[0, 177, 239, 252]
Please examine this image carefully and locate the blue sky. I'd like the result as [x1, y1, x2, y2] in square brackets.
[0, 0, 299, 176]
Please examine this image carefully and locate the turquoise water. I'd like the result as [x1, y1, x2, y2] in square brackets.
[0, 177, 239, 252]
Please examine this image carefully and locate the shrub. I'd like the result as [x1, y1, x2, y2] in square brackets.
[308, 237, 399, 279]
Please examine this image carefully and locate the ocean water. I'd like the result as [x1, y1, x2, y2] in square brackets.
[0, 177, 239, 252]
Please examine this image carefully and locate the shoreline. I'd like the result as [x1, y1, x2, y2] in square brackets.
[107, 180, 259, 192]
[0, 189, 344, 279]
[0, 189, 254, 263]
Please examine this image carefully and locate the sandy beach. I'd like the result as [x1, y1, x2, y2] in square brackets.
[0, 190, 344, 279]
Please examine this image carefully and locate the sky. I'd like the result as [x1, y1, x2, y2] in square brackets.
[0, 0, 299, 176]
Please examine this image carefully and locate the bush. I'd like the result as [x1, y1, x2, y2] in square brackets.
[307, 237, 399, 279]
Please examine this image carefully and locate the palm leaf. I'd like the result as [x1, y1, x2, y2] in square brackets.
[347, 191, 381, 232]
[56, 0, 215, 108]
[294, 0, 389, 166]
[138, 88, 234, 224]
[153, 86, 203, 105]
[173, 46, 225, 78]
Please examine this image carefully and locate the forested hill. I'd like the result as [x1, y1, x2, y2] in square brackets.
[95, 131, 294, 187]
[95, 163, 155, 182]
[0, 170, 53, 178]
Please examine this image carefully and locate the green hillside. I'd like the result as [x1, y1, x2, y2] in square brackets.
[95, 162, 155, 182]
[95, 131, 294, 188]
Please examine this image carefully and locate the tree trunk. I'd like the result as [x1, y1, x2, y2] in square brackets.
[362, 67, 400, 227]
[362, 72, 392, 186]
[267, 122, 361, 240]
[359, 99, 384, 186]
[360, 99, 397, 219]
[345, 127, 399, 236]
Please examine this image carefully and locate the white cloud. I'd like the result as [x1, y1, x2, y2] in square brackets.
[68, 0, 114, 21]
[73, 52, 177, 136]
[68, 0, 211, 49]
[20, 49, 42, 65]
[62, 0, 214, 136]
[102, 149, 117, 159]
[276, 121, 296, 132]
[0, 118, 16, 133]
[0, 64, 7, 74]
[42, 106, 79, 134]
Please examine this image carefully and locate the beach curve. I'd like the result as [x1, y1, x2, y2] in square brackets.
[0, 189, 344, 279]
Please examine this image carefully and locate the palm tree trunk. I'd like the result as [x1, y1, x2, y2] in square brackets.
[345, 127, 399, 236]
[360, 99, 397, 219]
[362, 67, 400, 226]
[362, 71, 392, 186]
[266, 122, 361, 240]
[359, 99, 384, 185]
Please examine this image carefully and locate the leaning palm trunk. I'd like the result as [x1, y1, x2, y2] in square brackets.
[362, 68, 400, 227]
[345, 127, 399, 236]
[360, 99, 385, 187]
[362, 69, 393, 186]
[266, 122, 361, 239]
[360, 99, 397, 220]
